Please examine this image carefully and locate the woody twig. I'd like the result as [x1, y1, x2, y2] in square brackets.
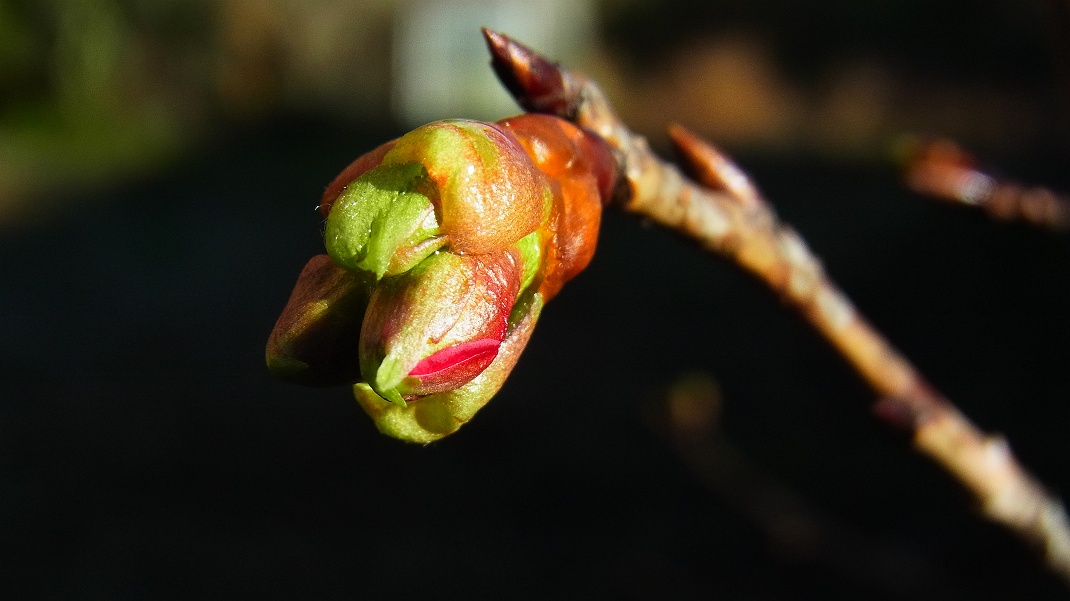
[903, 137, 1070, 230]
[484, 28, 1070, 583]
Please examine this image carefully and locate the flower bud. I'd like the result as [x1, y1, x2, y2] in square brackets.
[355, 292, 544, 443]
[379, 119, 551, 254]
[325, 162, 446, 279]
[358, 249, 522, 405]
[268, 114, 620, 443]
[324, 119, 552, 280]
[265, 255, 373, 386]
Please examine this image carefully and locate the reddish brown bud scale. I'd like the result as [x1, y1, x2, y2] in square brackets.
[499, 114, 612, 298]
[668, 124, 761, 209]
[483, 28, 576, 118]
[576, 128, 620, 206]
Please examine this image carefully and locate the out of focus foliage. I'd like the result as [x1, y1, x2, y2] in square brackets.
[1, 0, 210, 218]
[0, 0, 396, 223]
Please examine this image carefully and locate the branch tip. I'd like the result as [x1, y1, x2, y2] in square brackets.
[482, 28, 577, 117]
[902, 136, 1070, 229]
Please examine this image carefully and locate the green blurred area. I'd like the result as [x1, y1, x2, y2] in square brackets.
[0, 0, 396, 224]
[0, 0, 1064, 224]
[1, 0, 207, 219]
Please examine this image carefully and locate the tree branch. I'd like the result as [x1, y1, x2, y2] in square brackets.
[903, 137, 1070, 230]
[484, 28, 1070, 583]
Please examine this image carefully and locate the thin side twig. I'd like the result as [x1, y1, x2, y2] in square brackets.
[483, 28, 1070, 583]
[903, 137, 1070, 230]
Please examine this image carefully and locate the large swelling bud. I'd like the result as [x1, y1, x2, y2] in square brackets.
[267, 115, 618, 443]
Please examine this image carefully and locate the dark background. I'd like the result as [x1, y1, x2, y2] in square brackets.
[3, 1, 1070, 598]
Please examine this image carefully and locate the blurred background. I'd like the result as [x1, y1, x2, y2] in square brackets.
[3, 0, 1070, 598]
